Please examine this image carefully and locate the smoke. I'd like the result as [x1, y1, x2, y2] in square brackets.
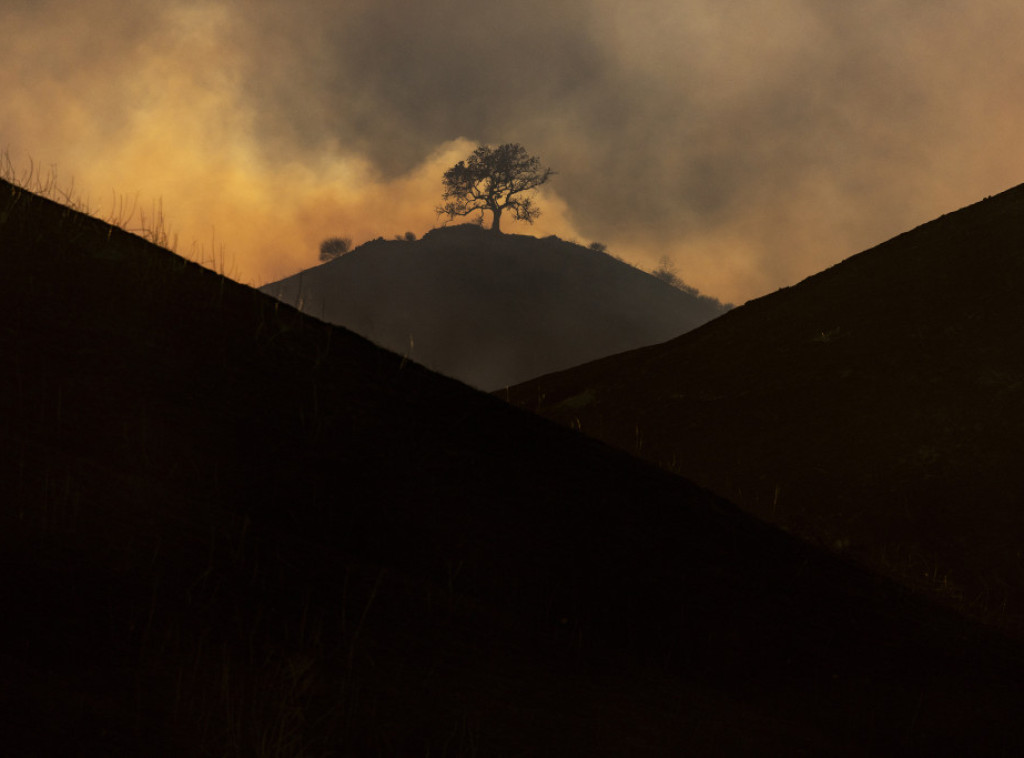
[4, 0, 1024, 301]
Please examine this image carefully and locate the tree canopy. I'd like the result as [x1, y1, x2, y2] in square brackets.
[436, 143, 554, 233]
[319, 236, 352, 262]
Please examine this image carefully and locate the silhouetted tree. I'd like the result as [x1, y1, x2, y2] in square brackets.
[319, 236, 352, 262]
[437, 143, 554, 233]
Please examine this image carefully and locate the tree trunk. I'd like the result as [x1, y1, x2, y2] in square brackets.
[490, 205, 503, 233]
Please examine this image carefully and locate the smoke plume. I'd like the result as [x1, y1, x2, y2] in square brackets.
[4, 0, 1023, 302]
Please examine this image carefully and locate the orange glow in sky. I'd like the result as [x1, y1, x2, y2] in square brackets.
[4, 1, 1024, 303]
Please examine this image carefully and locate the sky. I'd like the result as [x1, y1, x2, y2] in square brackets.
[4, 0, 1024, 304]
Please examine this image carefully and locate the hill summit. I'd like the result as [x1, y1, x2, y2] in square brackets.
[262, 224, 729, 389]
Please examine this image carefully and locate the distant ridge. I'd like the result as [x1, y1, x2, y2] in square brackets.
[261, 224, 729, 389]
[507, 181, 1024, 634]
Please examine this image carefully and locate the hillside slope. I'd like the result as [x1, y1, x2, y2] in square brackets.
[506, 182, 1024, 634]
[261, 225, 729, 389]
[4, 177, 1024, 755]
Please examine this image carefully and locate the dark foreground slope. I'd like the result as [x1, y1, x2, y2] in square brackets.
[261, 225, 729, 389]
[507, 183, 1024, 636]
[3, 178, 1024, 756]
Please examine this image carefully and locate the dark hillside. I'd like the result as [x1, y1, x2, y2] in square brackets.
[4, 177, 1024, 755]
[507, 183, 1024, 636]
[261, 225, 729, 389]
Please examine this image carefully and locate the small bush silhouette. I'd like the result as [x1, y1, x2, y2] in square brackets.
[319, 237, 352, 262]
[651, 256, 699, 296]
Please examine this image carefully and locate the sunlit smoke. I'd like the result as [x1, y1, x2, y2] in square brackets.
[4, 0, 1024, 301]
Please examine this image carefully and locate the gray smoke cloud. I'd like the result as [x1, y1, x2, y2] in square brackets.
[4, 0, 1023, 302]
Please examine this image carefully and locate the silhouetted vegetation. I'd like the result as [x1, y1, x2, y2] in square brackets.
[651, 254, 700, 296]
[319, 236, 352, 262]
[436, 143, 553, 233]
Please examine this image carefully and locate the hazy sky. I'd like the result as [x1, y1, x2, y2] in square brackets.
[4, 0, 1023, 303]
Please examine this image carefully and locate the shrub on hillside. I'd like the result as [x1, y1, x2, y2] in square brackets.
[320, 236, 353, 262]
[651, 255, 699, 297]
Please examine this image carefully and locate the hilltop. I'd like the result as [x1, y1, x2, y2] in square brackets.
[5, 176, 1024, 755]
[506, 182, 1024, 635]
[261, 224, 729, 389]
